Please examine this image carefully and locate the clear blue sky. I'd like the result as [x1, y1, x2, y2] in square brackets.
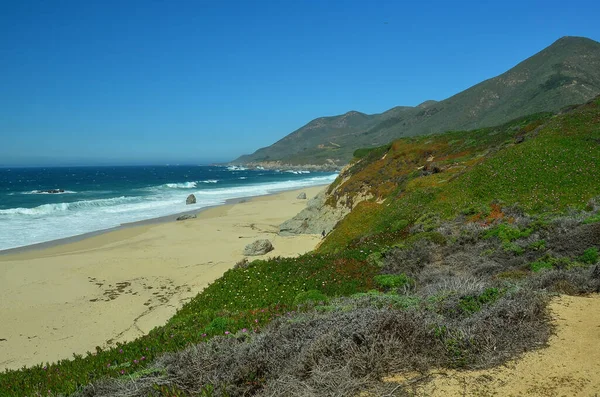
[1, 0, 599, 166]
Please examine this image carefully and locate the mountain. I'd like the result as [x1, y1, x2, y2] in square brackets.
[232, 36, 600, 167]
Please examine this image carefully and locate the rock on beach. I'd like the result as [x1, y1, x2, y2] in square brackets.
[186, 194, 196, 205]
[244, 239, 274, 256]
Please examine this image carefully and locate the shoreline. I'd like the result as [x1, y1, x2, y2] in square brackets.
[0, 184, 329, 256]
[0, 185, 326, 371]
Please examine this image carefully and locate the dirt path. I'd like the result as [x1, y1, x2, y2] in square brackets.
[387, 294, 600, 396]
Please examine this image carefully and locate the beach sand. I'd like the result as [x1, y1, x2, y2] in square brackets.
[0, 186, 324, 370]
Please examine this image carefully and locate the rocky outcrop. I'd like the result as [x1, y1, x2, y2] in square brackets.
[279, 190, 350, 236]
[230, 162, 341, 172]
[186, 194, 196, 205]
[297, 192, 307, 199]
[35, 189, 65, 194]
[176, 214, 197, 221]
[244, 239, 274, 256]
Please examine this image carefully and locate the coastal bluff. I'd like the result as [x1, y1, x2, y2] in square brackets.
[279, 163, 373, 236]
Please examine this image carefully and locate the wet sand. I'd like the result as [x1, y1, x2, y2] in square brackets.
[0, 186, 324, 370]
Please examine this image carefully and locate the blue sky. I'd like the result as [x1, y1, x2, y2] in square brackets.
[1, 0, 599, 166]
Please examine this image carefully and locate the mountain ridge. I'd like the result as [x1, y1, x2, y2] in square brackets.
[232, 36, 600, 167]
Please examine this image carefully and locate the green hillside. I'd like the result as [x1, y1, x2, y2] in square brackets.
[321, 96, 600, 251]
[233, 36, 600, 166]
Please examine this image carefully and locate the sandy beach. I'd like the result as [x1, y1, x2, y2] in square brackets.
[0, 186, 325, 371]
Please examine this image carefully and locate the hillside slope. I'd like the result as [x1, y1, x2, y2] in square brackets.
[233, 36, 600, 166]
[319, 95, 600, 252]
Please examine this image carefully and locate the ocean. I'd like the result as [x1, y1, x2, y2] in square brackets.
[0, 165, 337, 251]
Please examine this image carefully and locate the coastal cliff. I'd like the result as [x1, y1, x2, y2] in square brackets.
[279, 161, 377, 236]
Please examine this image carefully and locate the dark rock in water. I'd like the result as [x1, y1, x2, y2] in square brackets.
[244, 239, 274, 256]
[36, 189, 65, 194]
[186, 194, 196, 205]
[176, 214, 197, 221]
[297, 192, 307, 199]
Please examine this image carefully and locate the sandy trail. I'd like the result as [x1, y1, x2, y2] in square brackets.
[0, 186, 324, 370]
[386, 294, 600, 396]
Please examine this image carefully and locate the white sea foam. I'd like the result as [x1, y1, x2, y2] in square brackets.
[285, 170, 310, 174]
[0, 173, 338, 251]
[165, 182, 197, 189]
[0, 196, 141, 216]
[226, 165, 247, 171]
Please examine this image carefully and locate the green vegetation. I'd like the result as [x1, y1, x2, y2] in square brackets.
[580, 247, 599, 264]
[293, 290, 329, 306]
[530, 258, 555, 272]
[484, 224, 533, 243]
[321, 99, 600, 251]
[353, 143, 391, 160]
[528, 239, 547, 251]
[528, 251, 598, 272]
[583, 214, 600, 224]
[459, 288, 503, 314]
[373, 274, 413, 290]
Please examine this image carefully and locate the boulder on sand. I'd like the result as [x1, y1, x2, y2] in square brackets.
[244, 239, 274, 256]
[176, 214, 197, 221]
[186, 194, 196, 205]
[297, 192, 307, 199]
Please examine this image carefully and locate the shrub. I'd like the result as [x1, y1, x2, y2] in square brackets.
[527, 239, 547, 251]
[75, 287, 550, 397]
[583, 214, 600, 224]
[234, 258, 249, 269]
[527, 266, 600, 294]
[579, 247, 599, 264]
[495, 270, 528, 280]
[293, 290, 329, 306]
[502, 242, 525, 255]
[389, 218, 409, 232]
[459, 287, 502, 314]
[374, 274, 413, 290]
[530, 259, 554, 272]
[366, 251, 385, 267]
[204, 317, 234, 334]
[484, 224, 532, 243]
